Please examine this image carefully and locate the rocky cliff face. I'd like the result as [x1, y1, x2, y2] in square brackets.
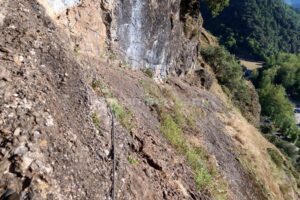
[39, 0, 204, 79]
[111, 0, 201, 78]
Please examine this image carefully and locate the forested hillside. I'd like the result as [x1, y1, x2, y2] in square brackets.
[201, 0, 300, 59]
[202, 0, 300, 173]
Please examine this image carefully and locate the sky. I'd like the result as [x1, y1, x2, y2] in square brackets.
[284, 0, 300, 6]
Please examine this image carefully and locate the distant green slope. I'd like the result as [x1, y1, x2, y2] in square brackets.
[201, 0, 300, 59]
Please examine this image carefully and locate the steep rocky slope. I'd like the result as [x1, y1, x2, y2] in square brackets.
[0, 0, 299, 200]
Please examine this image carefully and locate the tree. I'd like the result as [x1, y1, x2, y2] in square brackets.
[259, 84, 299, 141]
[201, 0, 300, 59]
[204, 0, 230, 17]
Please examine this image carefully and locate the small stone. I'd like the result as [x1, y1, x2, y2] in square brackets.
[19, 135, 27, 143]
[21, 155, 34, 172]
[13, 55, 24, 66]
[30, 49, 36, 55]
[0, 159, 10, 173]
[33, 131, 41, 140]
[13, 138, 19, 146]
[13, 128, 21, 136]
[8, 24, 16, 29]
[14, 146, 28, 156]
[0, 68, 11, 82]
[39, 140, 48, 149]
[0, 128, 11, 135]
[27, 142, 38, 152]
[8, 112, 15, 118]
[104, 149, 110, 156]
[29, 161, 39, 171]
[45, 115, 54, 127]
[0, 148, 7, 156]
[0, 80, 6, 88]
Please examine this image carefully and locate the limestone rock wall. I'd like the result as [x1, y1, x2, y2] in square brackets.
[110, 0, 202, 79]
[35, 0, 204, 79]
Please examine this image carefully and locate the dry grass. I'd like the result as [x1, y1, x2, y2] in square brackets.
[223, 110, 300, 200]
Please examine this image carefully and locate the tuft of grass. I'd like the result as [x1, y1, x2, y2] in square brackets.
[160, 114, 187, 151]
[128, 155, 139, 165]
[107, 98, 133, 131]
[160, 114, 213, 190]
[91, 80, 101, 90]
[91, 79, 135, 132]
[186, 148, 213, 189]
[141, 80, 229, 198]
[267, 148, 284, 168]
[92, 112, 101, 130]
[74, 44, 80, 55]
[237, 157, 271, 199]
[108, 52, 117, 61]
[91, 79, 113, 97]
[142, 68, 154, 78]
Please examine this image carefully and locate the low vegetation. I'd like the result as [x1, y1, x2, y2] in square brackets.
[91, 79, 134, 131]
[258, 84, 298, 140]
[128, 155, 139, 165]
[203, 0, 230, 17]
[141, 68, 154, 78]
[141, 80, 229, 199]
[202, 0, 300, 178]
[201, 46, 259, 124]
[107, 98, 134, 131]
[91, 112, 101, 130]
[264, 53, 300, 98]
[250, 53, 300, 171]
[267, 148, 284, 168]
[237, 157, 271, 199]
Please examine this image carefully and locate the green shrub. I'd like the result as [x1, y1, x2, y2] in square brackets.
[160, 114, 212, 189]
[107, 98, 133, 131]
[265, 53, 300, 98]
[267, 148, 284, 168]
[254, 53, 300, 173]
[142, 68, 154, 78]
[258, 84, 299, 141]
[204, 0, 230, 17]
[141, 81, 228, 196]
[201, 46, 256, 122]
[91, 112, 101, 130]
[91, 80, 101, 90]
[160, 114, 187, 151]
[128, 155, 139, 165]
[186, 148, 213, 188]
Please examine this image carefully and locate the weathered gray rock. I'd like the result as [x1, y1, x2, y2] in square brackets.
[110, 0, 201, 79]
[0, 159, 10, 174]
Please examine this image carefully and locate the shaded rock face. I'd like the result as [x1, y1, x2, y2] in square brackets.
[115, 0, 175, 77]
[112, 0, 201, 78]
[38, 0, 204, 79]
